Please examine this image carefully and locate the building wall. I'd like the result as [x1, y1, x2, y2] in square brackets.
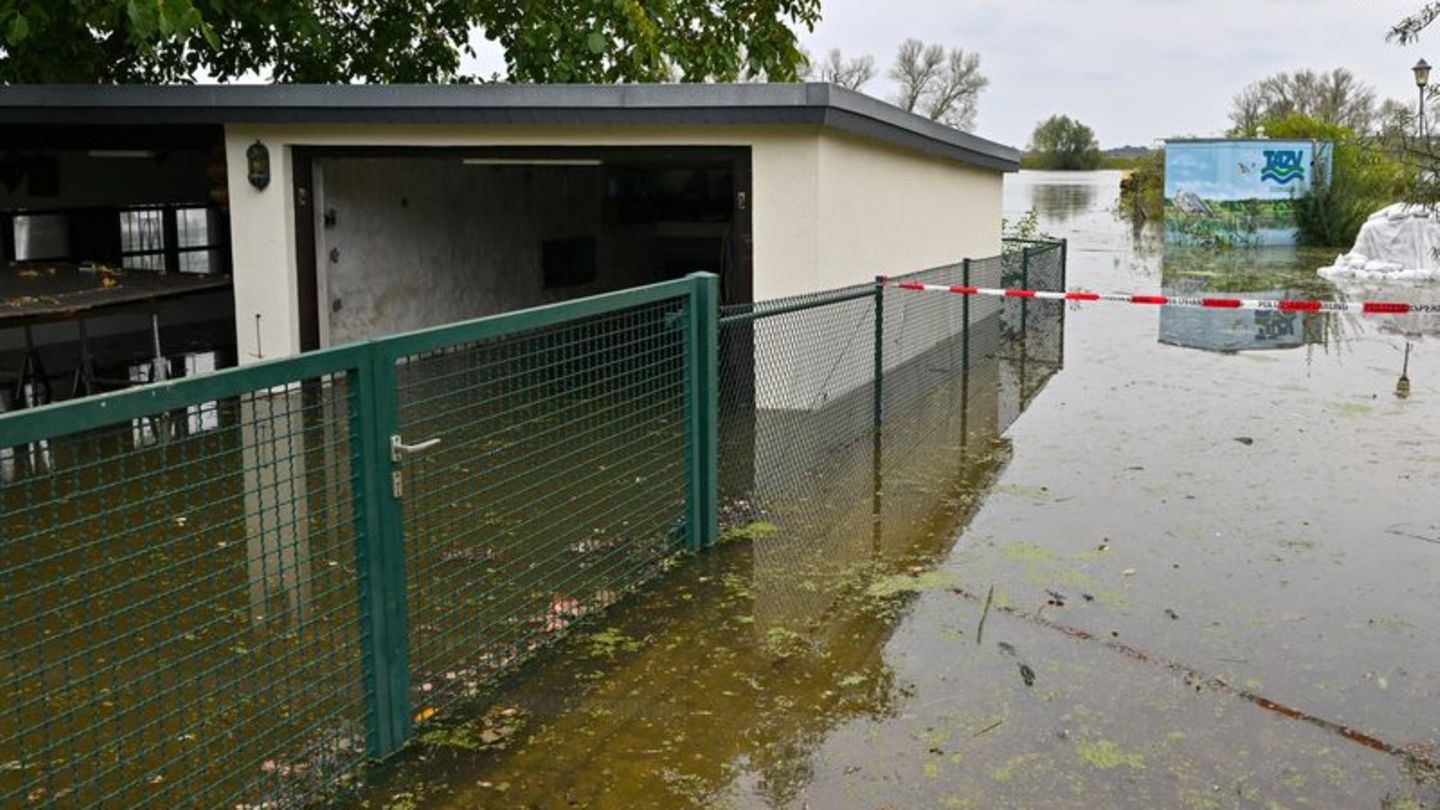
[816, 130, 1003, 284]
[1163, 139, 1327, 246]
[750, 132, 1003, 411]
[225, 124, 823, 361]
[223, 123, 1003, 362]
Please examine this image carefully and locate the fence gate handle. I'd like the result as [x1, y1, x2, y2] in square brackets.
[390, 435, 442, 463]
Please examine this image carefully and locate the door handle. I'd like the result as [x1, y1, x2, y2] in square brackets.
[390, 435, 442, 463]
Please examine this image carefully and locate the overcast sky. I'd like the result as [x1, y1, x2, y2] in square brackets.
[462, 1, 1434, 150]
[798, 0, 1431, 148]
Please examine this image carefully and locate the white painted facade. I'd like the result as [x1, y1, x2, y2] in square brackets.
[222, 123, 1006, 363]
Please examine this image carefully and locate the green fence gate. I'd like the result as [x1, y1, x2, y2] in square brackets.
[0, 274, 717, 808]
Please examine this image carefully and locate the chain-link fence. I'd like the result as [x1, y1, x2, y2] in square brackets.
[0, 240, 1064, 807]
[717, 240, 1066, 542]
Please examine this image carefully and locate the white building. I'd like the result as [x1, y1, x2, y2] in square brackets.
[0, 83, 1016, 370]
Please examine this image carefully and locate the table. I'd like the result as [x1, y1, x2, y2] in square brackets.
[2, 262, 233, 405]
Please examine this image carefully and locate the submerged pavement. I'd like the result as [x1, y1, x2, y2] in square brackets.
[353, 171, 1440, 809]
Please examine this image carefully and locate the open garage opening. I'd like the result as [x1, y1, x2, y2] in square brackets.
[296, 147, 752, 350]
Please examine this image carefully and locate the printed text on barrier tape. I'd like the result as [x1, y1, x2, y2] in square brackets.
[887, 281, 1440, 316]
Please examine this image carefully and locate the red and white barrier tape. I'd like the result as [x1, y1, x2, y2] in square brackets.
[885, 281, 1440, 316]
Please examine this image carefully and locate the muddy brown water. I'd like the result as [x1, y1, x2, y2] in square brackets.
[345, 171, 1440, 809]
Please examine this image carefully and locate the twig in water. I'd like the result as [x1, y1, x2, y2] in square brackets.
[976, 584, 995, 646]
[973, 718, 1005, 737]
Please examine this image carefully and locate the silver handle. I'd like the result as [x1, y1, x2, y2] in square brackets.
[391, 435, 442, 462]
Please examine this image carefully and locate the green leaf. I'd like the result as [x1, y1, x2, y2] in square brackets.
[586, 31, 607, 55]
[6, 13, 28, 45]
[127, 0, 159, 38]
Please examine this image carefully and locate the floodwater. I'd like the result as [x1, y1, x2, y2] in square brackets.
[355, 170, 1440, 809]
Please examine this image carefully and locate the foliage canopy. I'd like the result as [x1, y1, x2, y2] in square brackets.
[0, 0, 822, 84]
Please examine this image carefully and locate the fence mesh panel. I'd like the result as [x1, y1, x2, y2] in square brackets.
[718, 240, 1066, 557]
[0, 373, 368, 809]
[1001, 242, 1066, 374]
[0, 244, 1064, 806]
[393, 300, 691, 721]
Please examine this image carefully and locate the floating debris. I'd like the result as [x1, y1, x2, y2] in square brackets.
[1019, 663, 1036, 687]
[976, 584, 995, 646]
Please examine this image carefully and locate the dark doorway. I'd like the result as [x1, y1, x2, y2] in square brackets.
[292, 146, 752, 351]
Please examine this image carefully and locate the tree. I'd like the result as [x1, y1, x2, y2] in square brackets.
[0, 0, 822, 84]
[1227, 69, 1377, 134]
[1229, 83, 1268, 136]
[1027, 115, 1102, 171]
[1375, 98, 1417, 144]
[1389, 3, 1440, 42]
[800, 48, 875, 90]
[888, 38, 987, 131]
[1263, 115, 1413, 247]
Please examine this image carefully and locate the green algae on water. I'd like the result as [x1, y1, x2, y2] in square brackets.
[1076, 738, 1145, 770]
[1001, 541, 1059, 563]
[865, 570, 959, 598]
[720, 521, 778, 543]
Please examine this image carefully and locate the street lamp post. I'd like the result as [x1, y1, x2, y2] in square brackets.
[1415, 59, 1431, 140]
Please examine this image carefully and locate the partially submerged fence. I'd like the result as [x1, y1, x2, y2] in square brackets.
[0, 241, 1062, 808]
[717, 240, 1066, 538]
[0, 277, 716, 808]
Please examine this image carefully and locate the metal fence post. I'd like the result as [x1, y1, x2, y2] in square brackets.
[873, 276, 885, 429]
[1057, 240, 1068, 366]
[1020, 247, 1032, 340]
[961, 259, 971, 379]
[686, 272, 719, 551]
[349, 352, 412, 758]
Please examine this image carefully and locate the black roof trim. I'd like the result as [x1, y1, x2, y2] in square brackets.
[0, 83, 1019, 171]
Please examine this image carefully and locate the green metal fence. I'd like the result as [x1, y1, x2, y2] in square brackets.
[0, 274, 716, 808]
[0, 241, 1063, 808]
[716, 239, 1067, 539]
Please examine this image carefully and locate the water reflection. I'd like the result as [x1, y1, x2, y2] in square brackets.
[1031, 179, 1094, 221]
[348, 294, 1066, 808]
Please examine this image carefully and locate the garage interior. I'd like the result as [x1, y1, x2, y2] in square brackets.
[0, 125, 236, 415]
[297, 147, 752, 349]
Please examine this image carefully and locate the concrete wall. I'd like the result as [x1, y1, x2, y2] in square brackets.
[815, 131, 1003, 287]
[223, 123, 1004, 362]
[316, 159, 633, 345]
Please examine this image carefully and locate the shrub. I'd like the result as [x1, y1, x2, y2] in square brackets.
[1262, 115, 1413, 247]
[1118, 149, 1165, 224]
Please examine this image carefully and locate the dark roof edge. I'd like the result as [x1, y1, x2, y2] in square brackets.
[0, 83, 1020, 171]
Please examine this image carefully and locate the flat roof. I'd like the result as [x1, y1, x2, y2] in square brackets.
[1163, 138, 1322, 144]
[0, 83, 1020, 172]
